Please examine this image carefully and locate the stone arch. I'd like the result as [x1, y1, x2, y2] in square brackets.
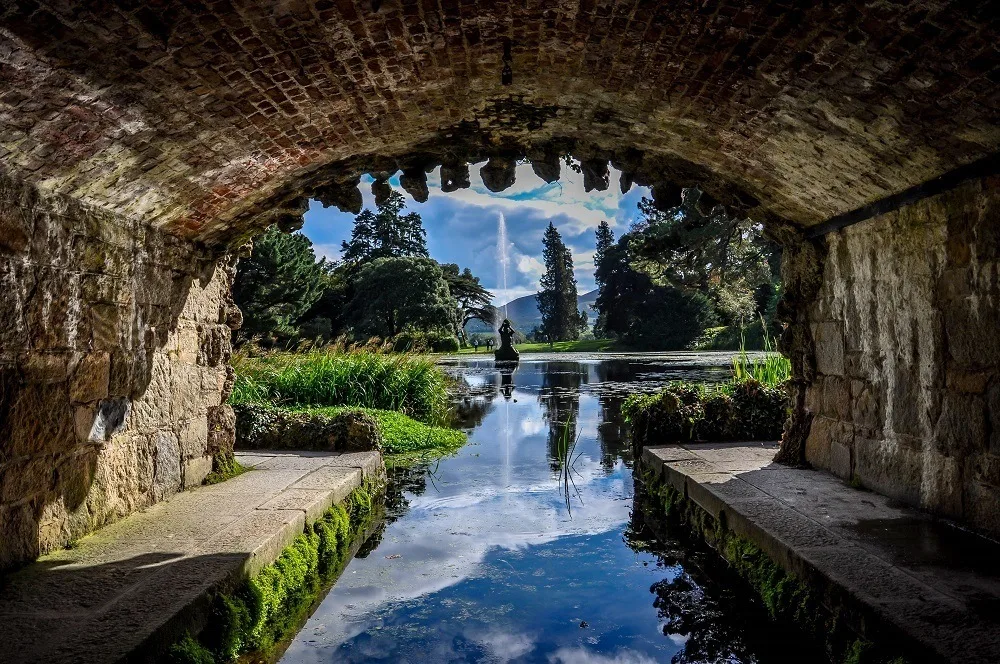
[1, 0, 999, 566]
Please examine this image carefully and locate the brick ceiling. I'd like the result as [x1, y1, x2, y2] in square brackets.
[0, 0, 997, 243]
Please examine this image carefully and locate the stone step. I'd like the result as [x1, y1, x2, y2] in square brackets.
[640, 442, 1000, 664]
[0, 450, 383, 664]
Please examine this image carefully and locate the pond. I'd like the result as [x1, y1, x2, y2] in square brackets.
[280, 353, 809, 664]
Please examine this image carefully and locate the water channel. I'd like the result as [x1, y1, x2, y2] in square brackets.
[281, 353, 807, 664]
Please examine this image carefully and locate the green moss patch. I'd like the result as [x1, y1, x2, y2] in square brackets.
[203, 454, 249, 486]
[299, 406, 465, 457]
[165, 480, 384, 664]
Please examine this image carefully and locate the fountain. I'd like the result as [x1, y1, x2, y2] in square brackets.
[494, 213, 519, 366]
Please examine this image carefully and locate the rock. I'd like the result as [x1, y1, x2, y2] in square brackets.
[372, 178, 392, 206]
[400, 168, 429, 202]
[314, 180, 363, 214]
[153, 430, 181, 500]
[530, 155, 560, 183]
[581, 160, 609, 192]
[480, 157, 517, 192]
[70, 352, 110, 404]
[440, 163, 470, 192]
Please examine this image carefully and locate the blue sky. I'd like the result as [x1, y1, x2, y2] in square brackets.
[301, 161, 650, 306]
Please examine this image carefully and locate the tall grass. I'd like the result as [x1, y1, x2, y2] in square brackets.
[554, 414, 584, 516]
[230, 346, 450, 424]
[730, 317, 791, 389]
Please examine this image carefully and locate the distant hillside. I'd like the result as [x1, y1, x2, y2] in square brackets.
[466, 290, 597, 334]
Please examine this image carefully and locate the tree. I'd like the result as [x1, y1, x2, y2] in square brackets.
[593, 234, 718, 349]
[341, 190, 428, 265]
[441, 263, 494, 332]
[347, 257, 457, 337]
[593, 220, 615, 337]
[628, 188, 778, 326]
[538, 223, 586, 341]
[232, 226, 327, 344]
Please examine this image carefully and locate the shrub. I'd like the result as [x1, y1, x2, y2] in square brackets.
[229, 347, 450, 424]
[623, 379, 786, 447]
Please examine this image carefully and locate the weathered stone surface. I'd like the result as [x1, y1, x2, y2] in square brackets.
[0, 450, 382, 663]
[0, 173, 238, 570]
[641, 443, 1000, 664]
[792, 178, 1000, 536]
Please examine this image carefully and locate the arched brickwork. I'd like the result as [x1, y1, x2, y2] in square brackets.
[0, 1, 999, 567]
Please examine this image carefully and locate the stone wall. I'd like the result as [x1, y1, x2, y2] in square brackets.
[803, 176, 1000, 535]
[0, 173, 237, 570]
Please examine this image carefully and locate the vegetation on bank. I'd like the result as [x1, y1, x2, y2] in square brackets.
[623, 336, 791, 446]
[230, 346, 450, 425]
[300, 406, 465, 457]
[166, 479, 384, 664]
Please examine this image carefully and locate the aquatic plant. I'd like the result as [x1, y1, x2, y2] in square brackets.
[554, 413, 585, 515]
[229, 346, 450, 424]
[730, 317, 790, 389]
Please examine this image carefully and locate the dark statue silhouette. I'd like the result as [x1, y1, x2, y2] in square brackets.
[494, 319, 519, 363]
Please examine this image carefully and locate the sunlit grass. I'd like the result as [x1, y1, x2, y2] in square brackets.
[730, 317, 790, 389]
[230, 345, 450, 424]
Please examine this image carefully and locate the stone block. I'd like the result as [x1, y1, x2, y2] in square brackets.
[821, 375, 851, 421]
[933, 392, 986, 457]
[805, 416, 852, 471]
[170, 363, 205, 421]
[153, 431, 181, 501]
[830, 439, 852, 480]
[183, 455, 212, 488]
[813, 321, 845, 376]
[854, 437, 921, 506]
[206, 405, 235, 458]
[89, 398, 131, 443]
[70, 352, 110, 404]
[851, 379, 882, 432]
[989, 383, 1000, 454]
[0, 204, 32, 253]
[178, 416, 209, 459]
[918, 452, 963, 518]
[23, 353, 71, 383]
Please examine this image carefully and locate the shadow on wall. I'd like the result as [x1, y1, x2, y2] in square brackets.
[0, 173, 238, 570]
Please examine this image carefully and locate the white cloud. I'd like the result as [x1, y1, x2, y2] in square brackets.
[548, 647, 659, 664]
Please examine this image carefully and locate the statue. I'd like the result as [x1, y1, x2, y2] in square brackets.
[494, 318, 519, 363]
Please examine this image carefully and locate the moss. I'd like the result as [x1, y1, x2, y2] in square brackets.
[166, 635, 215, 664]
[203, 454, 249, 486]
[635, 465, 910, 664]
[163, 478, 384, 663]
[300, 406, 466, 457]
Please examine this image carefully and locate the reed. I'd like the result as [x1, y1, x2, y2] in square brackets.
[230, 344, 450, 424]
[730, 316, 791, 389]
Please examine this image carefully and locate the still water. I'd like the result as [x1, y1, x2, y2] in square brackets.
[281, 353, 799, 664]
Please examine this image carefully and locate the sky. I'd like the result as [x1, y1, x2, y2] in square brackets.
[301, 160, 651, 306]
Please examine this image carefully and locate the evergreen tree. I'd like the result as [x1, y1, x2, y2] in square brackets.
[232, 226, 327, 344]
[538, 223, 586, 341]
[341, 190, 428, 264]
[441, 263, 494, 333]
[593, 220, 615, 337]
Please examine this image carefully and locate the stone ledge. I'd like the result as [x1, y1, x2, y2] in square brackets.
[640, 442, 1000, 664]
[0, 449, 383, 664]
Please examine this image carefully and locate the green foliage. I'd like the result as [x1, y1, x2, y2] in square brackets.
[538, 222, 587, 341]
[730, 322, 791, 388]
[233, 226, 328, 344]
[229, 347, 450, 424]
[593, 232, 718, 349]
[348, 256, 457, 338]
[622, 379, 787, 446]
[168, 482, 382, 663]
[299, 406, 466, 456]
[341, 190, 428, 264]
[391, 330, 460, 353]
[441, 263, 494, 330]
[203, 455, 249, 486]
[166, 635, 216, 664]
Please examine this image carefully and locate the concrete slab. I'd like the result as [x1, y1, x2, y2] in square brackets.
[641, 442, 1000, 663]
[0, 450, 382, 664]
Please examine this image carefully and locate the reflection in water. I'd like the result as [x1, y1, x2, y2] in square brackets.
[281, 353, 804, 664]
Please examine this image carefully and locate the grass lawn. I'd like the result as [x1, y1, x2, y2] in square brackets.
[453, 338, 623, 354]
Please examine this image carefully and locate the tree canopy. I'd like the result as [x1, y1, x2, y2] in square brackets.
[341, 190, 428, 264]
[347, 256, 457, 338]
[232, 225, 327, 343]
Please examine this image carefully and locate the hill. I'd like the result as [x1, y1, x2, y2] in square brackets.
[465, 289, 597, 334]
